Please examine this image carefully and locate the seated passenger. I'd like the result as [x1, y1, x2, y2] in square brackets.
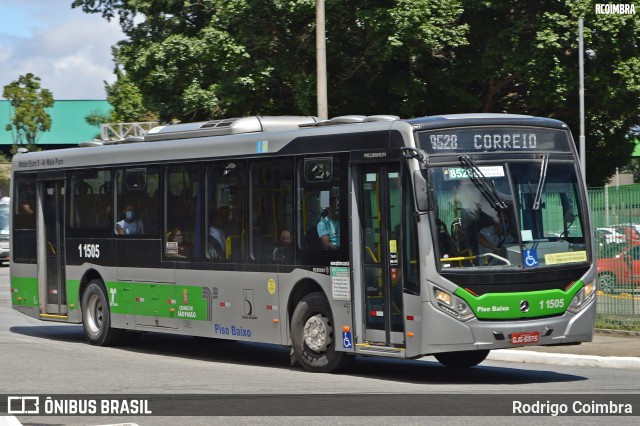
[273, 229, 294, 262]
[116, 204, 144, 235]
[166, 227, 191, 258]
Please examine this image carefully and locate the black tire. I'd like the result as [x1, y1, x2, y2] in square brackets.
[597, 272, 616, 294]
[434, 350, 490, 368]
[81, 280, 123, 346]
[291, 292, 353, 373]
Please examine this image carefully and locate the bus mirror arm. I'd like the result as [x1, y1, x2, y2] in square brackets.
[413, 169, 434, 212]
[401, 147, 428, 166]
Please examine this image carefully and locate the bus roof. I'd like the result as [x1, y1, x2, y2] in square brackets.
[11, 113, 571, 172]
[406, 113, 569, 131]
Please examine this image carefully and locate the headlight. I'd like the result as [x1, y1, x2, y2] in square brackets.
[433, 286, 474, 321]
[568, 281, 596, 313]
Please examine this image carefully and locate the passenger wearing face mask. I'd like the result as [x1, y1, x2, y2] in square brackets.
[317, 196, 340, 250]
[116, 204, 145, 235]
[166, 227, 190, 258]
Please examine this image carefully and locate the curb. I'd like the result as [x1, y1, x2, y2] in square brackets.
[487, 350, 640, 369]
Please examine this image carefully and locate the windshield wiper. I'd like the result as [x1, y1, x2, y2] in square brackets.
[458, 155, 507, 210]
[532, 154, 549, 210]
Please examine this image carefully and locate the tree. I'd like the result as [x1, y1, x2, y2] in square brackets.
[424, 0, 640, 186]
[2, 73, 55, 147]
[73, 0, 639, 185]
[104, 68, 158, 122]
[72, 0, 469, 121]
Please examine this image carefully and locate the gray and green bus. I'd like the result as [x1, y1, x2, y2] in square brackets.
[10, 113, 596, 372]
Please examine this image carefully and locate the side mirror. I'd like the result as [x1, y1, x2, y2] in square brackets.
[413, 170, 434, 211]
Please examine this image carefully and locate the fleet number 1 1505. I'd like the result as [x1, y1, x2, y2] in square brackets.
[78, 244, 100, 259]
[540, 298, 564, 309]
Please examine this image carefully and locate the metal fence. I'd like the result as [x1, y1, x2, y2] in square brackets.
[589, 186, 640, 329]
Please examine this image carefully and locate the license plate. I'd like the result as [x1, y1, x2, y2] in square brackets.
[511, 331, 540, 345]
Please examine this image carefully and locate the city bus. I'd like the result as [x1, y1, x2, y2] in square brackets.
[9, 113, 597, 372]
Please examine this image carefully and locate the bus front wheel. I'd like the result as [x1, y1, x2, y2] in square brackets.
[81, 280, 123, 346]
[434, 350, 490, 368]
[290, 292, 352, 373]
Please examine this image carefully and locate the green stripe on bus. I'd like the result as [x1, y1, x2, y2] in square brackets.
[455, 281, 583, 320]
[104, 282, 208, 320]
[66, 280, 80, 310]
[10, 276, 39, 307]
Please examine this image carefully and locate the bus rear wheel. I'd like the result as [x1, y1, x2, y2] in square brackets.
[434, 350, 490, 368]
[81, 280, 123, 346]
[291, 292, 352, 373]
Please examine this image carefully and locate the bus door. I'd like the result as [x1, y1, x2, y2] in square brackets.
[39, 179, 67, 315]
[359, 163, 405, 346]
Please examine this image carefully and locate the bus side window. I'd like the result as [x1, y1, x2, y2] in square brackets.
[115, 167, 160, 236]
[13, 174, 36, 231]
[205, 161, 246, 261]
[165, 163, 201, 259]
[297, 156, 347, 262]
[249, 158, 293, 262]
[68, 169, 112, 236]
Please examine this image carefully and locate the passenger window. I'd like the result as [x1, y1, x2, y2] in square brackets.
[165, 164, 201, 259]
[205, 161, 246, 261]
[297, 156, 347, 262]
[250, 158, 294, 263]
[115, 166, 160, 236]
[69, 169, 112, 236]
[13, 173, 37, 230]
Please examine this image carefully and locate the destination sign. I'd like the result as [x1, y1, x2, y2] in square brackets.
[418, 127, 571, 154]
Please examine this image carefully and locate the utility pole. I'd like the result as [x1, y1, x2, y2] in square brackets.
[316, 0, 328, 120]
[579, 18, 586, 183]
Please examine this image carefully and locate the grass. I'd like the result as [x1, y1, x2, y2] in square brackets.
[596, 315, 640, 331]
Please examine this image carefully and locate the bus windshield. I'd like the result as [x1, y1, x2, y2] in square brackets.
[433, 161, 587, 269]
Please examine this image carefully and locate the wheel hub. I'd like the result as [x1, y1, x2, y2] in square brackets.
[303, 314, 332, 353]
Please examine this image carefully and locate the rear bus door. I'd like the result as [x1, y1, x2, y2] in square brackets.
[38, 178, 67, 316]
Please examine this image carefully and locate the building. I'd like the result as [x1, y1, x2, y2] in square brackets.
[0, 99, 111, 152]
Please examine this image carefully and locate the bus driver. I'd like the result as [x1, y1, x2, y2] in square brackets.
[317, 196, 340, 250]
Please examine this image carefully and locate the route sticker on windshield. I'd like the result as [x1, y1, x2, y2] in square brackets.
[545, 251, 587, 265]
[444, 166, 505, 180]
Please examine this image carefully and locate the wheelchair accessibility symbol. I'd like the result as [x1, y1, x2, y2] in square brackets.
[524, 249, 539, 268]
[342, 331, 353, 349]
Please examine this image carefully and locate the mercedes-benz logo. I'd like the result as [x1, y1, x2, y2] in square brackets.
[520, 300, 530, 312]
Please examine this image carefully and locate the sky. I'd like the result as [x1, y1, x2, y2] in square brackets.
[0, 1, 124, 100]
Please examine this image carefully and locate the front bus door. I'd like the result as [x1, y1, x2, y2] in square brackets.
[360, 163, 405, 346]
[40, 180, 67, 315]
